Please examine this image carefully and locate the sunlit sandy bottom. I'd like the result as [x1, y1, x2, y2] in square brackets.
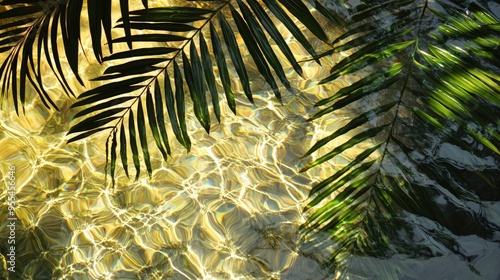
[0, 55, 359, 279]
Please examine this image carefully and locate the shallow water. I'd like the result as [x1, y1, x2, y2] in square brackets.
[1, 1, 499, 279]
[0, 61, 345, 279]
[0, 2, 352, 278]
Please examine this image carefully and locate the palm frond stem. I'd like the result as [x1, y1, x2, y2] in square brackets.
[96, 2, 231, 171]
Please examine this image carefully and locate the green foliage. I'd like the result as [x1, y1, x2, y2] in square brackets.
[299, 0, 500, 273]
[1, 0, 499, 275]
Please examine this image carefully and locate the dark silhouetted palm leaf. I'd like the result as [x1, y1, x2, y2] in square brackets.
[0, 0, 83, 113]
[0, 0, 330, 182]
[69, 1, 329, 182]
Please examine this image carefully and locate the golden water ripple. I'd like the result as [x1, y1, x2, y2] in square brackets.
[1, 82, 348, 279]
[1, 85, 348, 278]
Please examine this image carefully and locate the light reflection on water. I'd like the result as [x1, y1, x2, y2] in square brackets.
[2, 1, 498, 279]
[0, 7, 348, 276]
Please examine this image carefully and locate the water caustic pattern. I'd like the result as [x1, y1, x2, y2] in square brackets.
[0, 75, 343, 279]
[0, 4, 354, 279]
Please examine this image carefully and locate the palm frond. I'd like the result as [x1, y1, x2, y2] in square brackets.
[300, 0, 500, 272]
[0, 0, 112, 113]
[61, 0, 329, 182]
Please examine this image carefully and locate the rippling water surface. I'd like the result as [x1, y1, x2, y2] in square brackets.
[0, 2, 352, 278]
[1, 1, 499, 279]
[0, 63, 343, 279]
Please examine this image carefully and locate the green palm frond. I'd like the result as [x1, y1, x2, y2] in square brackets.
[300, 0, 500, 272]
